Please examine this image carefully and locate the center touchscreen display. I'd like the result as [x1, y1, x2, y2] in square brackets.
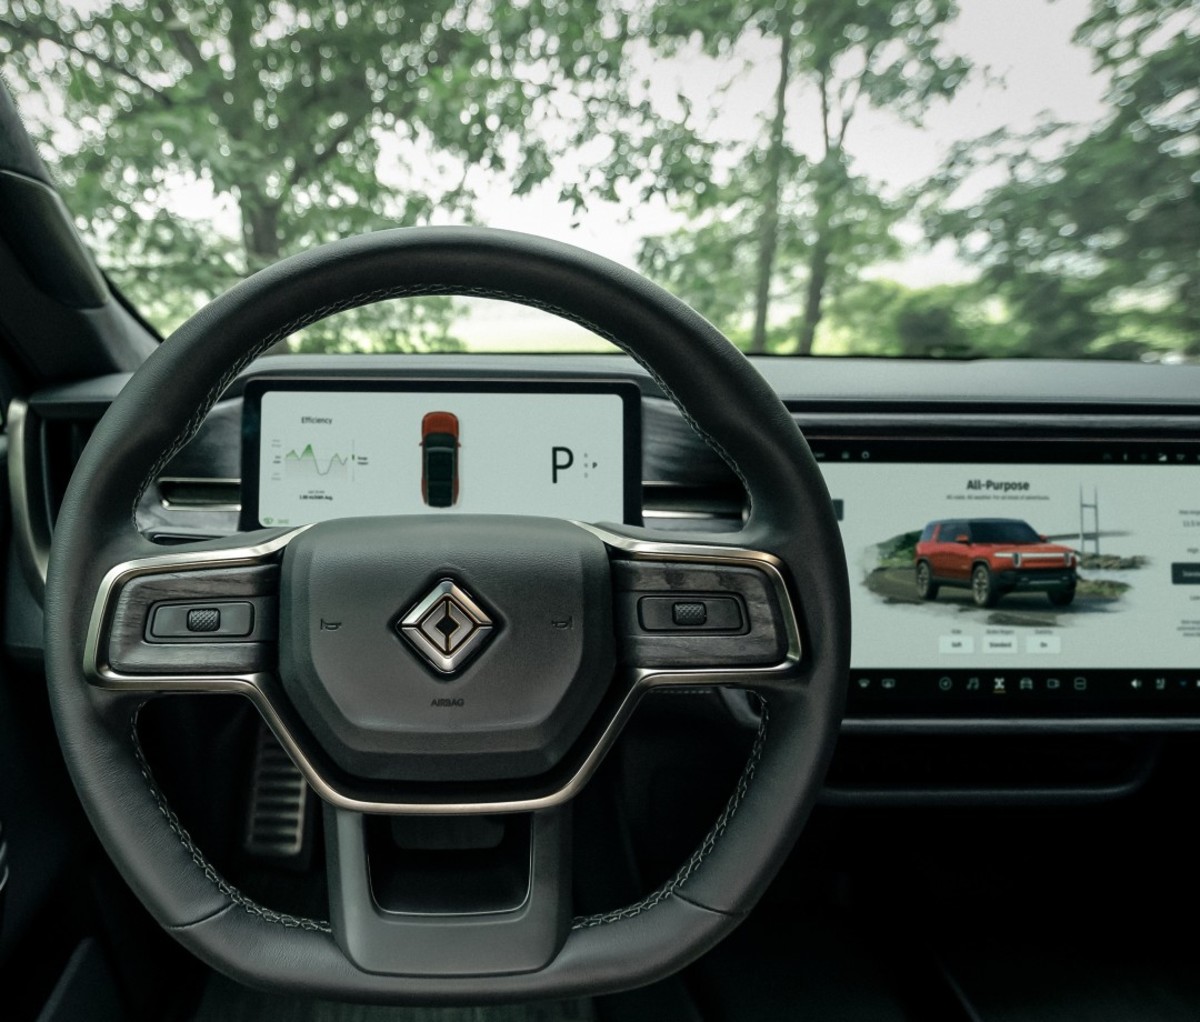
[818, 457, 1200, 672]
[241, 380, 641, 528]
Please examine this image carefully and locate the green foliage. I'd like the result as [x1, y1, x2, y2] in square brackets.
[2, 0, 1190, 361]
[637, 0, 968, 354]
[0, 0, 663, 348]
[927, 0, 1199, 358]
[816, 279, 1020, 358]
[286, 297, 463, 354]
[875, 531, 921, 569]
[640, 212, 762, 340]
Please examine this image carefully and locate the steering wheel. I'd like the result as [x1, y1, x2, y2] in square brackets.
[43, 228, 849, 1002]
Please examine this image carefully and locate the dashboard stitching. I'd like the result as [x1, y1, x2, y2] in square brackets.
[130, 284, 754, 525]
[571, 692, 768, 928]
[128, 702, 332, 933]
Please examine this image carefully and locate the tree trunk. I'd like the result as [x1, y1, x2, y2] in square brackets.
[749, 27, 791, 355]
[797, 151, 841, 355]
[238, 189, 290, 353]
[797, 233, 830, 355]
[238, 188, 282, 274]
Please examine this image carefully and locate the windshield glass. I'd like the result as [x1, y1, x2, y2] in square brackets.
[970, 521, 1043, 545]
[2, 1, 1195, 358]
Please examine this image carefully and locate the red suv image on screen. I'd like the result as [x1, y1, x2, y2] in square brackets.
[420, 411, 460, 508]
[914, 518, 1079, 608]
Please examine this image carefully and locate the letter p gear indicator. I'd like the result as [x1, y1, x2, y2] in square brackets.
[552, 446, 574, 483]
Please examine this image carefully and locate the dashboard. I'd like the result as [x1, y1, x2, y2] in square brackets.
[11, 354, 1200, 743]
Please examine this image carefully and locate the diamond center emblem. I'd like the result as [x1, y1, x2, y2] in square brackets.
[420, 597, 473, 654]
[398, 580, 494, 674]
[434, 606, 460, 643]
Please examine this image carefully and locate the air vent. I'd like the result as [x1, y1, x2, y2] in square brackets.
[8, 399, 101, 597]
[143, 532, 224, 545]
[41, 417, 95, 524]
[642, 482, 745, 528]
[157, 476, 241, 511]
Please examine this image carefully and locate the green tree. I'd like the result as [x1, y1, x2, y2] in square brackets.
[818, 278, 1015, 358]
[929, 0, 1199, 357]
[0, 0, 657, 348]
[639, 0, 968, 353]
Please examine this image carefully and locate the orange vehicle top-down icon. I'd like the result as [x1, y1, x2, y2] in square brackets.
[421, 411, 460, 508]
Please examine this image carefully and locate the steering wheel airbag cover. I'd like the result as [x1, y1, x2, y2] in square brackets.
[279, 515, 615, 782]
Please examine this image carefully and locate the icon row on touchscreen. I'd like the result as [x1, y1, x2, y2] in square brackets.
[852, 674, 1200, 697]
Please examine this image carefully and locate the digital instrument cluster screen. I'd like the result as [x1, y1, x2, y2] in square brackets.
[814, 443, 1200, 678]
[241, 379, 642, 528]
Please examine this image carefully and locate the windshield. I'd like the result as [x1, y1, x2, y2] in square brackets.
[969, 521, 1043, 545]
[2, 1, 1195, 358]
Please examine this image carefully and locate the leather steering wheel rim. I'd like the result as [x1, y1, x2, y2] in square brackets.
[43, 227, 850, 1002]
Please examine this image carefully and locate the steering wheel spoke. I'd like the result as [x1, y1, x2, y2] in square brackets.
[85, 527, 305, 695]
[581, 523, 804, 695]
[323, 804, 572, 977]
